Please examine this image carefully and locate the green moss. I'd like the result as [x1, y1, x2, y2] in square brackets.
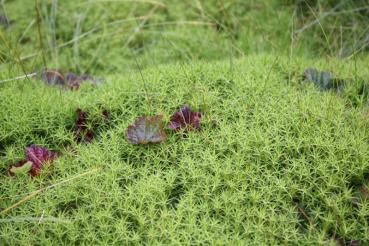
[0, 56, 368, 244]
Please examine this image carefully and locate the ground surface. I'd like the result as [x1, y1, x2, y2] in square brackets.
[1, 0, 369, 245]
[1, 56, 369, 245]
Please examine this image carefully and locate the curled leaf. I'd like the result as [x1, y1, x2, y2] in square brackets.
[41, 69, 65, 85]
[168, 105, 202, 131]
[304, 68, 344, 91]
[9, 145, 57, 177]
[126, 115, 167, 144]
[9, 161, 33, 175]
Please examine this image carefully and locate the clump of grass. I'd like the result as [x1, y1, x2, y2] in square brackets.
[0, 56, 368, 244]
[289, 0, 369, 57]
[0, 1, 367, 74]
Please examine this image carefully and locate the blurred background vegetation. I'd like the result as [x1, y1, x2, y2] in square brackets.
[0, 0, 368, 76]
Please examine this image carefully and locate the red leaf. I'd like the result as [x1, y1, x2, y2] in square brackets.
[126, 115, 167, 144]
[74, 108, 109, 143]
[9, 145, 57, 177]
[75, 108, 94, 143]
[168, 105, 202, 131]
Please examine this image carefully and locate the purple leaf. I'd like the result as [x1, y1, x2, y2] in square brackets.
[25, 145, 57, 176]
[41, 69, 65, 85]
[38, 69, 103, 90]
[126, 115, 167, 144]
[66, 72, 103, 90]
[66, 72, 83, 90]
[168, 105, 202, 131]
[65, 72, 79, 83]
[9, 145, 57, 177]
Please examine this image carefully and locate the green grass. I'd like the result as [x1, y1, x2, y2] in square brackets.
[0, 0, 368, 74]
[1, 55, 369, 244]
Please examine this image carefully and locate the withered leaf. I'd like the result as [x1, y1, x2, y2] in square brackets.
[126, 115, 167, 144]
[41, 69, 65, 85]
[304, 68, 344, 91]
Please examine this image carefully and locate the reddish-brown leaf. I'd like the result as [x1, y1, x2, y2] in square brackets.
[126, 115, 167, 144]
[168, 105, 202, 131]
[9, 145, 57, 177]
[41, 69, 65, 85]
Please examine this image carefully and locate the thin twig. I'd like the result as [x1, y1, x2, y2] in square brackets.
[0, 73, 37, 84]
[294, 2, 344, 35]
[0, 217, 72, 223]
[298, 207, 312, 225]
[0, 168, 101, 215]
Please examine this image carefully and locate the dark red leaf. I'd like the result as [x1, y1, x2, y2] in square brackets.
[9, 145, 57, 177]
[74, 108, 109, 143]
[102, 109, 110, 120]
[84, 129, 95, 143]
[168, 104, 202, 131]
[76, 108, 89, 129]
[126, 115, 167, 144]
[74, 109, 94, 143]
